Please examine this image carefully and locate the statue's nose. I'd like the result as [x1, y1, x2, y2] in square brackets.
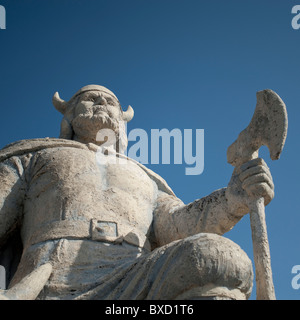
[95, 96, 107, 105]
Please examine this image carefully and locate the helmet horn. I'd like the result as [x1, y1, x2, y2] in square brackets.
[122, 105, 134, 122]
[52, 92, 68, 114]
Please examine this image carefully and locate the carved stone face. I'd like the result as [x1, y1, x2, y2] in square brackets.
[73, 90, 122, 119]
[52, 85, 133, 151]
[71, 90, 123, 144]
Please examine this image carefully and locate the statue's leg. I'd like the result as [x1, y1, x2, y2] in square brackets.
[92, 233, 253, 300]
[147, 233, 253, 300]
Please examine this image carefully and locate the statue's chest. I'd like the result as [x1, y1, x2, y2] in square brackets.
[29, 147, 158, 217]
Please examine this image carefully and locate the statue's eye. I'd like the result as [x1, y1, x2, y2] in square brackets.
[87, 97, 95, 102]
[106, 98, 114, 105]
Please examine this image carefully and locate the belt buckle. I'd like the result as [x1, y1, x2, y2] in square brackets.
[91, 219, 120, 242]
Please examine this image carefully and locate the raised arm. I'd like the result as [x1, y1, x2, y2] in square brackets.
[153, 158, 274, 247]
[153, 188, 241, 246]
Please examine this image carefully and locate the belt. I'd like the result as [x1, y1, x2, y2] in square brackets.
[25, 219, 151, 252]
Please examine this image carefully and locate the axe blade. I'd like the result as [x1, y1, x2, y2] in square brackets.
[227, 89, 288, 166]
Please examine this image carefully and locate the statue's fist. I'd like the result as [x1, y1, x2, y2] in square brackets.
[226, 158, 274, 215]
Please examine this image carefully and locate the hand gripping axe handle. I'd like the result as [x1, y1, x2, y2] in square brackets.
[227, 89, 288, 300]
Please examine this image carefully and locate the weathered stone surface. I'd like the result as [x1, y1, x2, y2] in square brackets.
[227, 89, 287, 300]
[0, 263, 52, 300]
[0, 85, 280, 300]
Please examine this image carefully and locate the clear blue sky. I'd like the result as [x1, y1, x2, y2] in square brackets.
[0, 0, 299, 300]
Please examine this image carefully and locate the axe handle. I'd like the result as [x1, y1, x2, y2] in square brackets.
[249, 197, 276, 300]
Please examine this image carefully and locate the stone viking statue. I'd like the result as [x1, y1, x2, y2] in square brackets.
[0, 85, 276, 300]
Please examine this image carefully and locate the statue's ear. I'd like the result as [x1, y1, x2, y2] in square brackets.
[59, 118, 73, 140]
[52, 92, 68, 115]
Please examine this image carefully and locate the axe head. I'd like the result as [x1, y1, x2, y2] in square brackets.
[227, 89, 288, 167]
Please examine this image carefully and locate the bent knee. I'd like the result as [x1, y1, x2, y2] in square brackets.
[155, 233, 253, 299]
